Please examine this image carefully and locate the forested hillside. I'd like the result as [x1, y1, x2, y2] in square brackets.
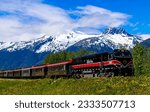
[44, 49, 93, 64]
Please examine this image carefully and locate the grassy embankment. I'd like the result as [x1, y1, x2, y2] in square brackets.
[0, 76, 150, 95]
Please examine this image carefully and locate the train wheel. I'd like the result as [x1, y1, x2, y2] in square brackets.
[109, 72, 115, 77]
[72, 74, 81, 79]
[104, 72, 114, 77]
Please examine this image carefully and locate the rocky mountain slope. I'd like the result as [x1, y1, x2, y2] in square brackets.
[140, 38, 150, 47]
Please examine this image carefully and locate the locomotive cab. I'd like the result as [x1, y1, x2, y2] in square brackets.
[112, 49, 134, 76]
[113, 49, 132, 58]
[113, 49, 132, 64]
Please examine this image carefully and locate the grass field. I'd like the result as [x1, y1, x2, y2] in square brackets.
[0, 76, 150, 95]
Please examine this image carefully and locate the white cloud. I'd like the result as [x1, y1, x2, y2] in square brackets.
[73, 5, 130, 28]
[140, 34, 150, 40]
[0, 0, 130, 42]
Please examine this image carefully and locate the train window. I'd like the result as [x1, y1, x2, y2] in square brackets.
[33, 68, 43, 73]
[22, 70, 29, 74]
[48, 65, 65, 72]
[0, 72, 4, 77]
[14, 71, 20, 75]
[114, 51, 122, 57]
[123, 50, 131, 57]
[114, 50, 131, 58]
[4, 72, 8, 77]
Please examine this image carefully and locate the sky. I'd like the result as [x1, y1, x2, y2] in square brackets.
[0, 0, 149, 42]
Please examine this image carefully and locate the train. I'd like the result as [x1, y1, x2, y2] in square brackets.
[0, 49, 134, 78]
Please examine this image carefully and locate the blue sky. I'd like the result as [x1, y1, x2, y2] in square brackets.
[43, 0, 149, 34]
[0, 0, 149, 41]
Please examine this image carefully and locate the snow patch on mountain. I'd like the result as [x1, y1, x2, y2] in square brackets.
[66, 27, 143, 52]
[35, 31, 101, 53]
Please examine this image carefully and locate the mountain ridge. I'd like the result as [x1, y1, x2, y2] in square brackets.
[0, 27, 149, 69]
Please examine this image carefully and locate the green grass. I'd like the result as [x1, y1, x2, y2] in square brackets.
[0, 76, 150, 95]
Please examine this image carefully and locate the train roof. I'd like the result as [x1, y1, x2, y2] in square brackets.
[113, 49, 130, 52]
[73, 52, 110, 60]
[46, 60, 72, 67]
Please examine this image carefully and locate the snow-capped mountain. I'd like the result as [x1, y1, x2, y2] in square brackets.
[0, 27, 144, 53]
[0, 27, 148, 69]
[67, 27, 143, 52]
[101, 27, 142, 49]
[36, 31, 101, 53]
[0, 31, 101, 53]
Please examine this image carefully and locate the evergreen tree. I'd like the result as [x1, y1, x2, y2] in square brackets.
[44, 54, 51, 64]
[44, 49, 92, 64]
[76, 49, 92, 57]
[142, 48, 150, 75]
[132, 44, 145, 75]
